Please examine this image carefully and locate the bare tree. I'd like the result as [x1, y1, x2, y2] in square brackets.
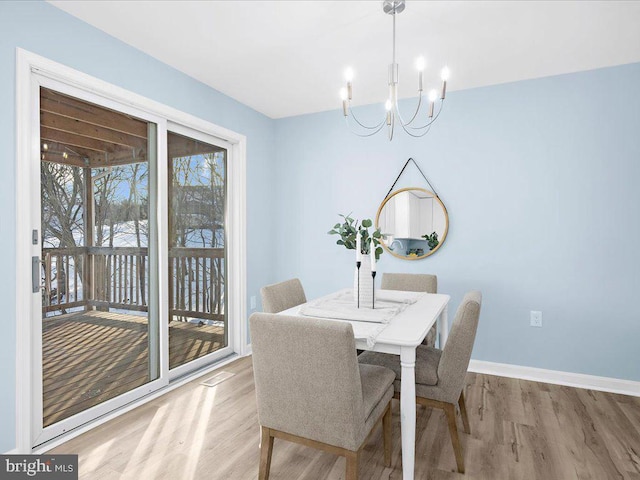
[170, 151, 226, 318]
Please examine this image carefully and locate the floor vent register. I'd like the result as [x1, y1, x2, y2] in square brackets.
[201, 371, 235, 387]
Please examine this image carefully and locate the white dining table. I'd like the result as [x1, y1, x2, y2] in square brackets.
[280, 288, 450, 480]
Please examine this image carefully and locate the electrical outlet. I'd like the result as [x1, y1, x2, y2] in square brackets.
[250, 296, 256, 310]
[530, 311, 542, 327]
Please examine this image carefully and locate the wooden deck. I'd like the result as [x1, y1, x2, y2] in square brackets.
[43, 310, 225, 427]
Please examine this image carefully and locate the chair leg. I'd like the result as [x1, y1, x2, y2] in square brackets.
[444, 403, 465, 474]
[259, 426, 274, 480]
[345, 450, 360, 480]
[458, 390, 471, 434]
[382, 402, 392, 467]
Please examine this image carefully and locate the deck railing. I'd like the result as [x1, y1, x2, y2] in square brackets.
[42, 247, 85, 312]
[169, 247, 225, 322]
[91, 247, 149, 311]
[42, 246, 225, 322]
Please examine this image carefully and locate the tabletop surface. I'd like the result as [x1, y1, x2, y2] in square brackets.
[280, 288, 450, 349]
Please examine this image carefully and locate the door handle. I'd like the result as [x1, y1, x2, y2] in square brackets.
[32, 256, 40, 293]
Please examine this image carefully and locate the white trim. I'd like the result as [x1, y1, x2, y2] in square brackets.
[32, 353, 246, 454]
[468, 360, 640, 397]
[15, 46, 34, 455]
[3, 449, 19, 455]
[229, 137, 248, 355]
[15, 48, 249, 452]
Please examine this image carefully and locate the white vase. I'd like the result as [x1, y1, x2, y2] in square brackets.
[353, 255, 375, 307]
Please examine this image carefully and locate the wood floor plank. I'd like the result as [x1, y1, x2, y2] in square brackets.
[48, 358, 640, 480]
[574, 388, 640, 477]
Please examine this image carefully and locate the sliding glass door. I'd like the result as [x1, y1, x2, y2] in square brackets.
[32, 80, 233, 446]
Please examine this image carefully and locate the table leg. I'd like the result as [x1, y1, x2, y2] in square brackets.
[400, 346, 416, 480]
[438, 304, 449, 348]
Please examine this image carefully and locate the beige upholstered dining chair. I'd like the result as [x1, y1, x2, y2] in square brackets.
[260, 278, 306, 313]
[250, 313, 396, 480]
[358, 291, 482, 473]
[381, 273, 438, 346]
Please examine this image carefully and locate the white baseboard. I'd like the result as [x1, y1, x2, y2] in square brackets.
[3, 448, 18, 455]
[468, 360, 640, 397]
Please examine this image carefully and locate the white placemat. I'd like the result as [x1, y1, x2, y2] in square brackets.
[298, 290, 425, 347]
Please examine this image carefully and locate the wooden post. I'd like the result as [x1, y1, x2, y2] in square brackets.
[83, 165, 94, 312]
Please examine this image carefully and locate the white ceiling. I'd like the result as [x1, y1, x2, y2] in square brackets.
[49, 1, 640, 119]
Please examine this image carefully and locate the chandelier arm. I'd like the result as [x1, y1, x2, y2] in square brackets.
[404, 100, 445, 130]
[398, 94, 424, 127]
[393, 96, 421, 128]
[345, 116, 387, 137]
[348, 105, 387, 130]
[399, 122, 432, 138]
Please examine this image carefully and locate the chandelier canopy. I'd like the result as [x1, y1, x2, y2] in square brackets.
[340, 0, 449, 141]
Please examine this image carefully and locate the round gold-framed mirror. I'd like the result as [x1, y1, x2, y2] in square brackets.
[375, 187, 449, 260]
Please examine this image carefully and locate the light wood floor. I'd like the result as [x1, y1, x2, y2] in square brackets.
[43, 310, 225, 426]
[48, 356, 640, 479]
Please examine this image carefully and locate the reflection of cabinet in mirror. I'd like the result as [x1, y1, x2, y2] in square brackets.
[380, 190, 444, 240]
[376, 187, 449, 260]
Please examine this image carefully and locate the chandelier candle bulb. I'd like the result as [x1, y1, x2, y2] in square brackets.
[416, 57, 425, 91]
[345, 68, 354, 100]
[340, 88, 348, 116]
[441, 66, 450, 100]
[428, 89, 437, 117]
[345, 67, 354, 82]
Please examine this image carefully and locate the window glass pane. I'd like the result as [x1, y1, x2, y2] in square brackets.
[40, 87, 158, 427]
[167, 131, 227, 369]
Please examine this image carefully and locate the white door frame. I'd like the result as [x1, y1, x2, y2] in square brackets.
[15, 48, 248, 452]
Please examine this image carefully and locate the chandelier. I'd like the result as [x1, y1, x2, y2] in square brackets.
[340, 0, 449, 141]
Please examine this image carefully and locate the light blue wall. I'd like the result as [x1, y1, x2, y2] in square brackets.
[2, 0, 640, 457]
[0, 1, 276, 452]
[274, 63, 640, 383]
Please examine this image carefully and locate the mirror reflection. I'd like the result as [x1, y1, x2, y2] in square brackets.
[376, 188, 448, 259]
